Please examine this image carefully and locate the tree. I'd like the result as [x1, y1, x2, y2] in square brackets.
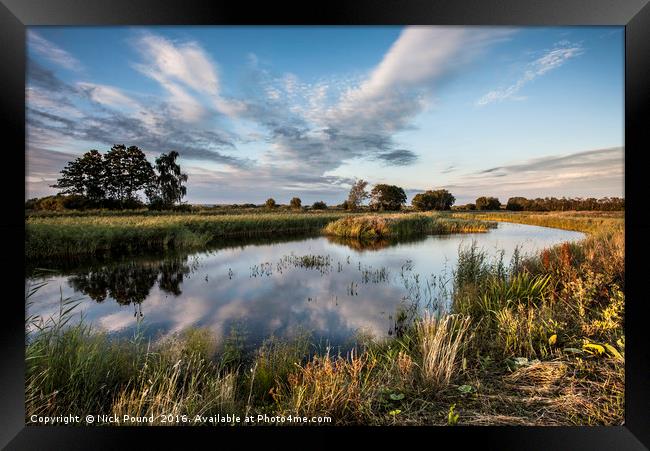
[265, 198, 277, 208]
[506, 197, 528, 211]
[289, 197, 302, 209]
[104, 145, 156, 205]
[475, 196, 501, 210]
[412, 189, 455, 211]
[79, 150, 106, 202]
[148, 151, 188, 208]
[312, 201, 327, 210]
[52, 158, 85, 196]
[370, 184, 407, 211]
[346, 179, 369, 211]
[51, 149, 105, 202]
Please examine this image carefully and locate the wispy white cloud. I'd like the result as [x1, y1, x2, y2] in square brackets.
[76, 83, 140, 110]
[328, 26, 515, 133]
[27, 30, 82, 71]
[26, 56, 246, 197]
[133, 33, 245, 119]
[241, 26, 516, 180]
[442, 147, 624, 201]
[476, 41, 584, 106]
[27, 28, 620, 205]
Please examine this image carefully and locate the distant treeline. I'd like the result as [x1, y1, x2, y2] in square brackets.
[27, 153, 624, 213]
[504, 197, 624, 212]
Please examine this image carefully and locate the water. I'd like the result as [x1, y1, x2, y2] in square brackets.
[26, 222, 584, 349]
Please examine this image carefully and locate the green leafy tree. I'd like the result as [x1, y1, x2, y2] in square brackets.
[265, 198, 277, 208]
[147, 151, 188, 208]
[51, 149, 105, 202]
[312, 201, 327, 210]
[475, 196, 501, 210]
[347, 179, 369, 211]
[289, 197, 302, 209]
[104, 145, 155, 205]
[506, 197, 528, 211]
[52, 158, 85, 196]
[79, 150, 106, 202]
[412, 189, 456, 211]
[370, 184, 407, 211]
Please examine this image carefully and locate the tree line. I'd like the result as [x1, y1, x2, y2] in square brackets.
[505, 196, 624, 211]
[28, 152, 624, 213]
[41, 145, 188, 210]
[337, 181, 624, 212]
[340, 180, 456, 212]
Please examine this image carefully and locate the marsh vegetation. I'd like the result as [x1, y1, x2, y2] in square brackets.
[25, 210, 623, 425]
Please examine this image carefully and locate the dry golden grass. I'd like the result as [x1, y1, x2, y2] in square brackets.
[111, 355, 238, 425]
[271, 350, 380, 423]
[415, 314, 472, 389]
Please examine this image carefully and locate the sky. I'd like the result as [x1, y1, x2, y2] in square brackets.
[25, 26, 624, 205]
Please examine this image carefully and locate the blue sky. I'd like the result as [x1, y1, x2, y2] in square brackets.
[26, 26, 624, 204]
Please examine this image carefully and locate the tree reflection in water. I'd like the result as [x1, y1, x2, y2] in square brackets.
[67, 256, 193, 316]
[62, 235, 426, 315]
[325, 235, 428, 252]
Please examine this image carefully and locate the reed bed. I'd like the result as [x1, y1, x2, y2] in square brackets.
[26, 211, 497, 260]
[26, 212, 348, 259]
[323, 213, 496, 240]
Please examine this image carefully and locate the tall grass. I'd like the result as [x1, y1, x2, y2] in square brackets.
[26, 212, 349, 259]
[271, 350, 380, 423]
[414, 314, 471, 389]
[25, 289, 239, 423]
[323, 213, 495, 240]
[111, 353, 238, 423]
[26, 295, 145, 418]
[27, 211, 498, 260]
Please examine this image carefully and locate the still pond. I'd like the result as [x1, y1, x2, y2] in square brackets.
[26, 222, 584, 350]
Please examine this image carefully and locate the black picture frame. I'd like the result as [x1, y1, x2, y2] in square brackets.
[2, 0, 648, 448]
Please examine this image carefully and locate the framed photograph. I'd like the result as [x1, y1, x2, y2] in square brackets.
[3, 0, 649, 447]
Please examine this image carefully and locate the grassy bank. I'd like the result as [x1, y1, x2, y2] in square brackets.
[26, 211, 624, 425]
[451, 210, 624, 235]
[323, 213, 496, 240]
[26, 212, 348, 260]
[26, 211, 497, 260]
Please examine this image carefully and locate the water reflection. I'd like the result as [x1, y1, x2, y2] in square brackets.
[68, 257, 193, 305]
[324, 235, 428, 252]
[26, 223, 586, 348]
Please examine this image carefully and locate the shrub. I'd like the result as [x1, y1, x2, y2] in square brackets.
[265, 198, 277, 208]
[312, 201, 327, 210]
[475, 196, 501, 210]
[412, 189, 455, 211]
[289, 197, 302, 209]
